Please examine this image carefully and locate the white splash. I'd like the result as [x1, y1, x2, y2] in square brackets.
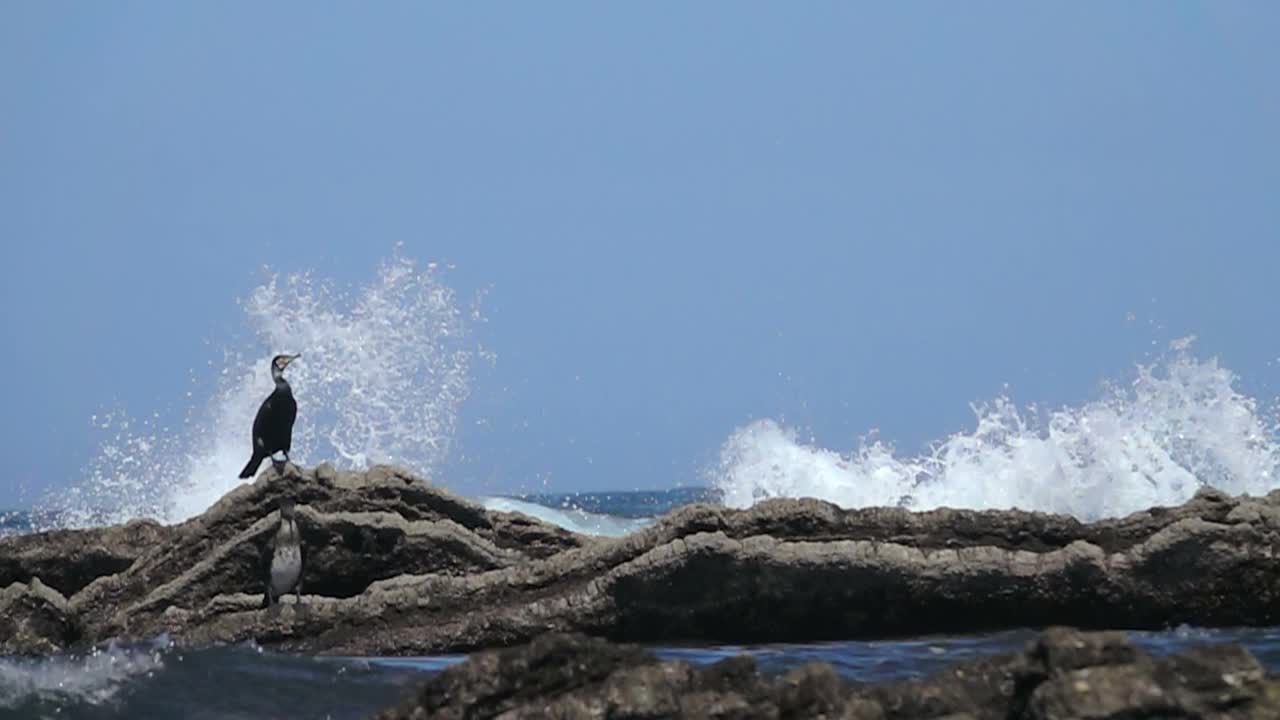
[0, 639, 168, 709]
[41, 252, 484, 527]
[479, 496, 655, 537]
[711, 341, 1280, 520]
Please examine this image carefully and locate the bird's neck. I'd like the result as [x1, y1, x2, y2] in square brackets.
[273, 376, 292, 393]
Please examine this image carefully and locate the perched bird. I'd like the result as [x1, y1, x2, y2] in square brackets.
[239, 353, 301, 479]
[263, 497, 305, 608]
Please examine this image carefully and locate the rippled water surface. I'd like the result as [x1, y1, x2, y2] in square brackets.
[3, 626, 1278, 720]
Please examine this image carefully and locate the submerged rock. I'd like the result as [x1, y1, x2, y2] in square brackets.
[0, 465, 1278, 656]
[371, 628, 1280, 720]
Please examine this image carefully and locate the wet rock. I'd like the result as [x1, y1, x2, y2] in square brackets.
[370, 628, 1280, 720]
[0, 519, 172, 597]
[248, 487, 1280, 656]
[1, 466, 1279, 657]
[0, 578, 77, 655]
[65, 464, 536, 644]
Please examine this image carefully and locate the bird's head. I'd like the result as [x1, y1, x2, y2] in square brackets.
[270, 353, 301, 381]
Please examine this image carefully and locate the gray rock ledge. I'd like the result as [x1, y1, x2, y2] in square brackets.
[1, 464, 1277, 656]
[370, 628, 1280, 720]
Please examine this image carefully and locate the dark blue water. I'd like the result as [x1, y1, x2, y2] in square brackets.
[0, 511, 33, 537]
[4, 491, 1280, 719]
[3, 627, 1279, 720]
[506, 487, 719, 518]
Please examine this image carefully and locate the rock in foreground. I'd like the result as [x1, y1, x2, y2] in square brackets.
[373, 628, 1280, 720]
[1, 464, 1278, 655]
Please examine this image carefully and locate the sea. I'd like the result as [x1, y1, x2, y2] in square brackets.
[4, 496, 1280, 720]
[4, 255, 1280, 718]
[4, 492, 1280, 720]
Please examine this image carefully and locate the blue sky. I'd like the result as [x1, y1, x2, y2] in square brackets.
[2, 3, 1278, 507]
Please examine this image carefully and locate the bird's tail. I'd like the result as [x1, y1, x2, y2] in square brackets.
[239, 454, 264, 479]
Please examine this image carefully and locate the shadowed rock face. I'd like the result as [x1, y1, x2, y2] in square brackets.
[1, 464, 1278, 656]
[370, 628, 1280, 720]
[0, 520, 172, 598]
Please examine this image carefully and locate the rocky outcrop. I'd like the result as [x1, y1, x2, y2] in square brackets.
[0, 519, 172, 597]
[61, 464, 576, 649]
[1, 463, 1278, 656]
[0, 578, 76, 654]
[370, 628, 1280, 720]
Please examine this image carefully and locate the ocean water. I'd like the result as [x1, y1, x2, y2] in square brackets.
[5, 253, 1280, 716]
[476, 487, 715, 536]
[6, 489, 1280, 718]
[2, 620, 1279, 720]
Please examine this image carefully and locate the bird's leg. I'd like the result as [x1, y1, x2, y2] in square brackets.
[295, 579, 304, 608]
[271, 451, 286, 474]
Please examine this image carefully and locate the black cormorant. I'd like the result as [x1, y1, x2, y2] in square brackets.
[239, 353, 301, 479]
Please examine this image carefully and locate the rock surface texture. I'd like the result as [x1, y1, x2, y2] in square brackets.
[371, 628, 1280, 720]
[0, 464, 1277, 656]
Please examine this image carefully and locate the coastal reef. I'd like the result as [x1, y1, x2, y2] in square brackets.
[1, 464, 1278, 656]
[372, 628, 1280, 719]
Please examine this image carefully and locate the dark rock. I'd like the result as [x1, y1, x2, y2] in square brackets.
[64, 464, 537, 644]
[1, 465, 1279, 657]
[370, 628, 1280, 720]
[486, 510, 586, 559]
[0, 578, 77, 654]
[0, 519, 172, 597]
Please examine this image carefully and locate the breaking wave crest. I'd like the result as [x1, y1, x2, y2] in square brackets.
[478, 496, 655, 537]
[0, 639, 433, 719]
[31, 250, 1280, 535]
[0, 639, 168, 712]
[39, 251, 485, 528]
[711, 341, 1280, 520]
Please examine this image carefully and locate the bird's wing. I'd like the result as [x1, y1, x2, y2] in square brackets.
[252, 396, 273, 439]
[282, 396, 298, 453]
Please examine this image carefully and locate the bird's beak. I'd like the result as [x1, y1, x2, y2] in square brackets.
[289, 354, 302, 364]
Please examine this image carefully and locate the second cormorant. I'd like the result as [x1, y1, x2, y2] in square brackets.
[263, 496, 305, 608]
[239, 353, 301, 479]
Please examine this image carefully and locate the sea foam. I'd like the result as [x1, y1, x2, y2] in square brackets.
[478, 496, 655, 537]
[0, 639, 168, 710]
[37, 253, 1279, 532]
[38, 251, 484, 528]
[710, 340, 1280, 520]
